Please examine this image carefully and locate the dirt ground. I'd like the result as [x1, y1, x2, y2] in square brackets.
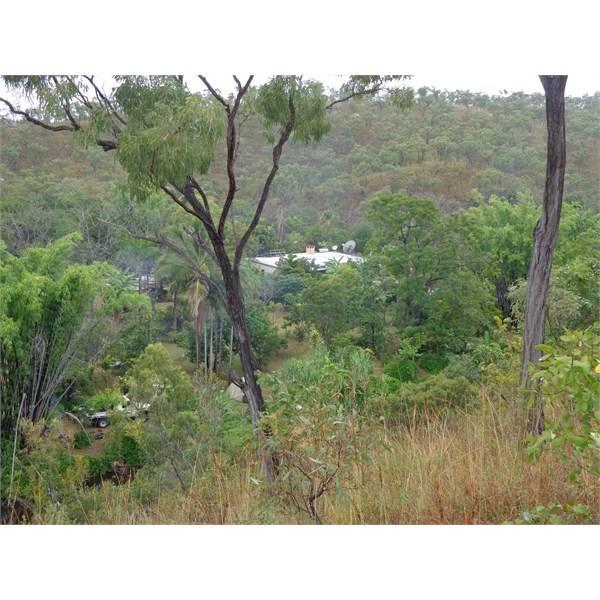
[58, 416, 108, 457]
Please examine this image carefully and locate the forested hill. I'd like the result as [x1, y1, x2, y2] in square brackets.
[260, 88, 599, 218]
[1, 87, 598, 252]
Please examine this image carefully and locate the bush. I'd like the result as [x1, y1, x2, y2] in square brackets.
[443, 353, 482, 382]
[366, 374, 478, 427]
[83, 389, 124, 412]
[419, 352, 449, 374]
[85, 455, 111, 476]
[443, 337, 507, 382]
[525, 325, 600, 487]
[121, 434, 142, 468]
[73, 431, 92, 449]
[384, 358, 417, 382]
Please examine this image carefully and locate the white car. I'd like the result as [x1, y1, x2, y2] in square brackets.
[89, 396, 150, 428]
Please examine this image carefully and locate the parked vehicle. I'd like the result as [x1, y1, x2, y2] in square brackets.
[88, 396, 150, 428]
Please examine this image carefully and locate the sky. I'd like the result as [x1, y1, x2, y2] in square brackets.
[1, 3, 598, 98]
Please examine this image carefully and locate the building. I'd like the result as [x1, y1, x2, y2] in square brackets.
[252, 247, 364, 274]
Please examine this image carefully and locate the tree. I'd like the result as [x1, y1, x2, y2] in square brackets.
[0, 235, 93, 435]
[365, 193, 453, 327]
[1, 75, 412, 482]
[449, 192, 540, 319]
[0, 235, 144, 436]
[521, 75, 568, 434]
[153, 225, 210, 369]
[298, 265, 364, 347]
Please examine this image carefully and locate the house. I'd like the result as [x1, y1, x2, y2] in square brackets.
[252, 246, 364, 274]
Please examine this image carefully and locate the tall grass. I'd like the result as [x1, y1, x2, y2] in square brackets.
[37, 389, 596, 525]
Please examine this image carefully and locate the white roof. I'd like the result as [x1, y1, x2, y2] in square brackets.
[253, 251, 363, 271]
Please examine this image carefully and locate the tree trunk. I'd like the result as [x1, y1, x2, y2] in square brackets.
[172, 289, 178, 331]
[213, 242, 278, 482]
[520, 75, 567, 435]
[229, 325, 234, 372]
[209, 312, 214, 373]
[202, 315, 207, 380]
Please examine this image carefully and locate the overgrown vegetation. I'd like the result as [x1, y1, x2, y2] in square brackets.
[1, 78, 598, 525]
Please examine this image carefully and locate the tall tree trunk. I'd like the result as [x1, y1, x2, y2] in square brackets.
[209, 313, 214, 372]
[228, 325, 234, 372]
[214, 242, 278, 483]
[216, 317, 223, 374]
[203, 314, 208, 380]
[520, 75, 567, 435]
[172, 289, 178, 331]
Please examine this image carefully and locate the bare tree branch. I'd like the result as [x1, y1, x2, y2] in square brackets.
[234, 95, 295, 269]
[82, 75, 127, 125]
[103, 219, 226, 306]
[218, 77, 254, 237]
[325, 84, 385, 109]
[0, 97, 76, 132]
[181, 223, 218, 264]
[198, 75, 229, 108]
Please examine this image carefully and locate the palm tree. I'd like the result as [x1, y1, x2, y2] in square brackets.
[154, 228, 209, 371]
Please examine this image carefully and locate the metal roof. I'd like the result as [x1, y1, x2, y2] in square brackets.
[252, 251, 364, 271]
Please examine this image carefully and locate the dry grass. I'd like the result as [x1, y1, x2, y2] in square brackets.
[325, 394, 598, 525]
[59, 392, 597, 525]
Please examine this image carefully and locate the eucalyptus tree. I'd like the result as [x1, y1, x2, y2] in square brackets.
[0, 74, 412, 481]
[521, 75, 568, 434]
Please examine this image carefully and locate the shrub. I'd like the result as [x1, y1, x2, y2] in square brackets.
[366, 374, 478, 427]
[260, 364, 378, 524]
[85, 455, 111, 476]
[443, 337, 507, 382]
[525, 325, 600, 487]
[419, 352, 449, 374]
[83, 389, 124, 412]
[73, 431, 92, 449]
[121, 434, 142, 468]
[443, 353, 482, 382]
[384, 358, 417, 382]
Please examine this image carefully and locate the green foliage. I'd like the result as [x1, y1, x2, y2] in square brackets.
[244, 301, 287, 369]
[2, 419, 89, 517]
[83, 389, 124, 412]
[273, 338, 373, 410]
[384, 358, 418, 383]
[365, 193, 451, 328]
[366, 374, 478, 427]
[419, 352, 449, 374]
[297, 265, 363, 346]
[85, 455, 112, 476]
[73, 431, 92, 449]
[125, 343, 196, 410]
[259, 345, 378, 523]
[525, 325, 600, 486]
[114, 77, 225, 200]
[256, 76, 331, 145]
[442, 337, 508, 383]
[508, 502, 593, 525]
[509, 278, 588, 338]
[422, 270, 496, 352]
[122, 343, 219, 490]
[0, 235, 104, 433]
[121, 434, 142, 468]
[295, 260, 387, 353]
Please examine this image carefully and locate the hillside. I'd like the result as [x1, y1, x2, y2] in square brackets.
[2, 87, 598, 255]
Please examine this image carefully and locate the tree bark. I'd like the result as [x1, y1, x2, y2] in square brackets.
[520, 75, 567, 434]
[213, 241, 278, 482]
[172, 289, 178, 331]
